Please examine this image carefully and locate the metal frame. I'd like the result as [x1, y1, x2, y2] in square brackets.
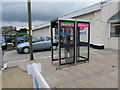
[76, 20, 90, 62]
[59, 19, 75, 66]
[51, 18, 90, 69]
[74, 20, 77, 65]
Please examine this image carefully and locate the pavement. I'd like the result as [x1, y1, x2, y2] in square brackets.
[3, 49, 51, 63]
[3, 47, 96, 63]
[2, 49, 118, 88]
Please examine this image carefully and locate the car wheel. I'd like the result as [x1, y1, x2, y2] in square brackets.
[22, 47, 29, 54]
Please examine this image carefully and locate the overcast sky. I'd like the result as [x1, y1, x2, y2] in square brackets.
[1, 0, 105, 27]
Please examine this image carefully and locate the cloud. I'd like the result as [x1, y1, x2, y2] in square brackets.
[2, 2, 28, 22]
[2, 1, 104, 26]
[2, 2, 95, 22]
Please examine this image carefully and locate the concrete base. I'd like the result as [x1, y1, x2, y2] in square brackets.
[90, 44, 104, 49]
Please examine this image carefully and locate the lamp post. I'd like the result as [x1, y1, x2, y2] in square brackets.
[28, 0, 34, 60]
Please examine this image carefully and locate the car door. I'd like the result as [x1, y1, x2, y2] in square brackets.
[44, 36, 51, 49]
[33, 36, 46, 50]
[32, 37, 39, 50]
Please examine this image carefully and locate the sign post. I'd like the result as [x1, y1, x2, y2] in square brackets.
[28, 0, 34, 60]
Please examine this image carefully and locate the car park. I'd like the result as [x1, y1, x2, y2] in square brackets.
[16, 36, 58, 54]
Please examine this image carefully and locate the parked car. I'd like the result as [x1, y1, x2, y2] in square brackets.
[16, 36, 58, 54]
[0, 36, 7, 50]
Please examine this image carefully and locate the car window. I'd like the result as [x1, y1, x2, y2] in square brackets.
[33, 37, 39, 42]
[39, 37, 45, 41]
[46, 37, 51, 41]
[34, 37, 45, 42]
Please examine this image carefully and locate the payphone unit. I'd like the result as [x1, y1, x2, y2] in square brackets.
[51, 18, 90, 69]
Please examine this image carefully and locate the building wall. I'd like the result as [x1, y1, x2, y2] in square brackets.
[73, 11, 101, 44]
[32, 1, 119, 50]
[32, 26, 50, 37]
[101, 2, 119, 49]
[73, 1, 119, 49]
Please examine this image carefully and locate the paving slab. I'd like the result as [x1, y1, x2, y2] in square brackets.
[2, 49, 119, 88]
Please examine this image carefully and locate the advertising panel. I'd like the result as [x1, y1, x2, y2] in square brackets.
[60, 22, 74, 27]
[77, 23, 89, 42]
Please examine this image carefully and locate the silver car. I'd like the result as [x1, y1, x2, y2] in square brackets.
[16, 36, 58, 54]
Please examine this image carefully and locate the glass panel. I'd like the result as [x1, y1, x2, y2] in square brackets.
[77, 22, 89, 61]
[52, 28, 59, 61]
[59, 21, 75, 65]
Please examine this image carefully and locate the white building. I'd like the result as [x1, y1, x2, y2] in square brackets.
[32, 0, 120, 50]
[32, 22, 50, 37]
